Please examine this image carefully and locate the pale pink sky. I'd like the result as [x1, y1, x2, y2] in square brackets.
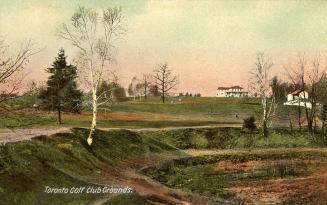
[1, 0, 327, 96]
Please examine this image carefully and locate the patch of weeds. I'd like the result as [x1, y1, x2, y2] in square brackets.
[142, 150, 327, 201]
[103, 193, 151, 205]
[189, 133, 208, 149]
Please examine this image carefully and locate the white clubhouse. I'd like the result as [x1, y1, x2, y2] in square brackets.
[217, 86, 248, 97]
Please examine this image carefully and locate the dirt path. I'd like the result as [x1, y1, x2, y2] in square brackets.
[114, 171, 193, 205]
[103, 124, 241, 132]
[0, 127, 72, 144]
[0, 124, 241, 144]
[90, 154, 201, 205]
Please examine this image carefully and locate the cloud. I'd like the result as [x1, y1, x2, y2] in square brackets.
[1, 0, 327, 96]
[0, 3, 63, 39]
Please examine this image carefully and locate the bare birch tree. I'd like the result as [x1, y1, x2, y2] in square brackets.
[284, 54, 307, 130]
[0, 39, 39, 102]
[58, 6, 125, 145]
[153, 63, 178, 103]
[250, 53, 277, 137]
[285, 53, 324, 133]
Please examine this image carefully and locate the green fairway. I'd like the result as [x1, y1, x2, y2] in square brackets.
[110, 97, 261, 115]
[1, 96, 301, 130]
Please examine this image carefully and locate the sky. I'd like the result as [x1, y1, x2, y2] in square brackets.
[1, 0, 327, 96]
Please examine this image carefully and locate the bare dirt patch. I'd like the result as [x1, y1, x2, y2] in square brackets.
[214, 159, 319, 172]
[215, 159, 285, 171]
[184, 148, 327, 157]
[231, 163, 327, 205]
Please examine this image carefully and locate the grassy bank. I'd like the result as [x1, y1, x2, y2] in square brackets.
[1, 96, 304, 130]
[144, 127, 327, 149]
[0, 127, 326, 204]
[0, 128, 178, 205]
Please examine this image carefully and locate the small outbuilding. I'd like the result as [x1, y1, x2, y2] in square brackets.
[284, 89, 312, 109]
[287, 90, 308, 101]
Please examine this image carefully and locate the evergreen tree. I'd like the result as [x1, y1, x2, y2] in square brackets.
[39, 49, 82, 124]
[97, 81, 127, 102]
[127, 83, 134, 97]
[112, 86, 127, 101]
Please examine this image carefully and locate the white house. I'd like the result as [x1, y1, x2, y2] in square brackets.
[217, 86, 248, 97]
[284, 89, 312, 109]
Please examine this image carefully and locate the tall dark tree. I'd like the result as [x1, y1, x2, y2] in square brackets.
[97, 81, 113, 100]
[112, 85, 127, 101]
[271, 76, 286, 103]
[270, 76, 294, 132]
[317, 75, 327, 134]
[39, 49, 82, 124]
[97, 81, 127, 102]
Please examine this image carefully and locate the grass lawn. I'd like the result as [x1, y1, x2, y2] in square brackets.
[0, 114, 239, 129]
[110, 97, 261, 115]
[0, 96, 302, 130]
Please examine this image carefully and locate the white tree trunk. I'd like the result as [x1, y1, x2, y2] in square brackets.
[87, 88, 97, 146]
[262, 97, 267, 122]
[262, 97, 269, 137]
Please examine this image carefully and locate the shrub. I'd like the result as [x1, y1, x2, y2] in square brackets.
[189, 133, 209, 149]
[242, 116, 257, 131]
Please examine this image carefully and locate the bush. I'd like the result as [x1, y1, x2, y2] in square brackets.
[189, 134, 209, 149]
[242, 116, 257, 131]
